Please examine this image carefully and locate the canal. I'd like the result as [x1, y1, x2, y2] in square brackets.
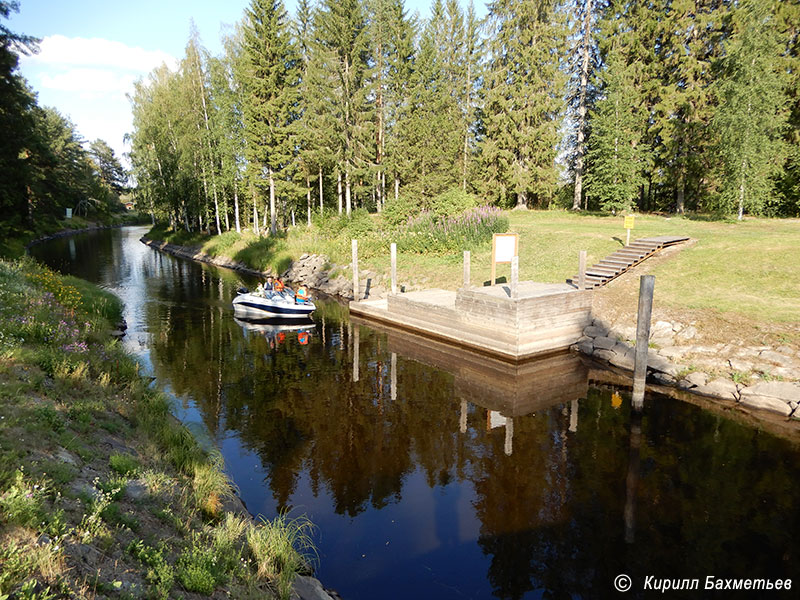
[30, 226, 800, 599]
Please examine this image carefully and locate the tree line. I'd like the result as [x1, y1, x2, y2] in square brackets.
[0, 1, 128, 235]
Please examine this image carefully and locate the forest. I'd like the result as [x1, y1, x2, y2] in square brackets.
[3, 0, 799, 239]
[125, 0, 799, 234]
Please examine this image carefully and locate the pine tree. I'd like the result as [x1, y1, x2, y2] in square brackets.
[480, 0, 567, 208]
[712, 0, 788, 219]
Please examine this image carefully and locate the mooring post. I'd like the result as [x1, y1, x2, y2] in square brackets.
[390, 352, 397, 401]
[578, 250, 587, 290]
[632, 275, 655, 410]
[351, 239, 359, 301]
[390, 243, 397, 295]
[504, 417, 514, 456]
[463, 251, 471, 288]
[353, 324, 360, 382]
[510, 255, 519, 299]
[460, 400, 467, 433]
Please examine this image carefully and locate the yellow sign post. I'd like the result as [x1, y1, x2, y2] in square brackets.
[624, 215, 635, 245]
[490, 233, 519, 286]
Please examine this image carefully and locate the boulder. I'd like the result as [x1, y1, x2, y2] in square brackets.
[729, 358, 754, 373]
[693, 378, 739, 401]
[739, 381, 800, 416]
[609, 343, 635, 370]
[658, 346, 687, 361]
[593, 349, 616, 363]
[583, 325, 607, 338]
[593, 336, 617, 350]
[293, 576, 337, 600]
[651, 371, 677, 386]
[674, 325, 698, 342]
[646, 352, 679, 377]
[758, 350, 797, 369]
[685, 371, 708, 387]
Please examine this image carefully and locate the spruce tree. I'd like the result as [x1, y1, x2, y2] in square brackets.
[480, 0, 567, 208]
[242, 0, 299, 235]
[315, 0, 374, 216]
[584, 46, 647, 212]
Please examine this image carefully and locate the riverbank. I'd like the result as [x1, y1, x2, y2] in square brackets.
[141, 212, 800, 427]
[0, 258, 333, 599]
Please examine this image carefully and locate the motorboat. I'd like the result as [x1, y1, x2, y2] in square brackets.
[232, 287, 315, 319]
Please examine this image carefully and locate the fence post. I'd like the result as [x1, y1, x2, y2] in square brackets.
[391, 242, 397, 295]
[463, 251, 471, 289]
[632, 275, 655, 411]
[351, 239, 359, 301]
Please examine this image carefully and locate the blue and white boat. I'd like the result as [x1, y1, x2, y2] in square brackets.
[232, 288, 315, 319]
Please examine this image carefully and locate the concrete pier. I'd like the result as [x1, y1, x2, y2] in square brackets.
[350, 281, 592, 361]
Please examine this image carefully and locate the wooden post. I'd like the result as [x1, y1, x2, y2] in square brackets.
[390, 352, 397, 401]
[351, 239, 359, 300]
[460, 400, 467, 434]
[578, 250, 587, 290]
[353, 325, 360, 382]
[510, 255, 519, 299]
[504, 417, 514, 456]
[390, 243, 397, 295]
[626, 228, 631, 246]
[463, 251, 470, 288]
[632, 275, 655, 410]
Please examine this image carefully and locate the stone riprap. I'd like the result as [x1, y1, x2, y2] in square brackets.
[575, 319, 800, 419]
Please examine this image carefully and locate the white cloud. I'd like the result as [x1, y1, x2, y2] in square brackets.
[17, 35, 179, 164]
[40, 68, 137, 95]
[23, 34, 177, 72]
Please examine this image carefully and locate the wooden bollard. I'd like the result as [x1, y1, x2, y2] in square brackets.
[351, 239, 359, 300]
[632, 275, 655, 410]
[463, 250, 470, 288]
[390, 352, 397, 401]
[353, 325, 360, 382]
[578, 250, 587, 290]
[510, 255, 519, 299]
[391, 243, 397, 295]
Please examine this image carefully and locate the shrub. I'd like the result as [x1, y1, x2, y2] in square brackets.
[381, 196, 420, 229]
[426, 188, 480, 217]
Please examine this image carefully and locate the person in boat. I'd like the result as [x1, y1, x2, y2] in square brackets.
[263, 276, 274, 295]
[273, 277, 285, 293]
[295, 285, 309, 304]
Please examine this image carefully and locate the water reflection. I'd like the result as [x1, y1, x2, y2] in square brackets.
[29, 227, 800, 599]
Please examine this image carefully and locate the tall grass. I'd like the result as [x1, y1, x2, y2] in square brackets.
[247, 512, 317, 600]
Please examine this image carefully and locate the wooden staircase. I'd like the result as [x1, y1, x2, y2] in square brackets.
[568, 236, 690, 290]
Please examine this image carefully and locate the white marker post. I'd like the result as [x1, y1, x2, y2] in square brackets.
[390, 243, 397, 295]
[351, 239, 359, 300]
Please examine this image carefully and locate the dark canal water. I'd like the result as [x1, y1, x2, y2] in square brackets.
[30, 226, 800, 598]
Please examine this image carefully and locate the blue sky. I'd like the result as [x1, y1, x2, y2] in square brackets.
[7, 0, 486, 163]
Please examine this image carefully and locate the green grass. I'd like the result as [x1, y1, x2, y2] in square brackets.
[0, 258, 319, 598]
